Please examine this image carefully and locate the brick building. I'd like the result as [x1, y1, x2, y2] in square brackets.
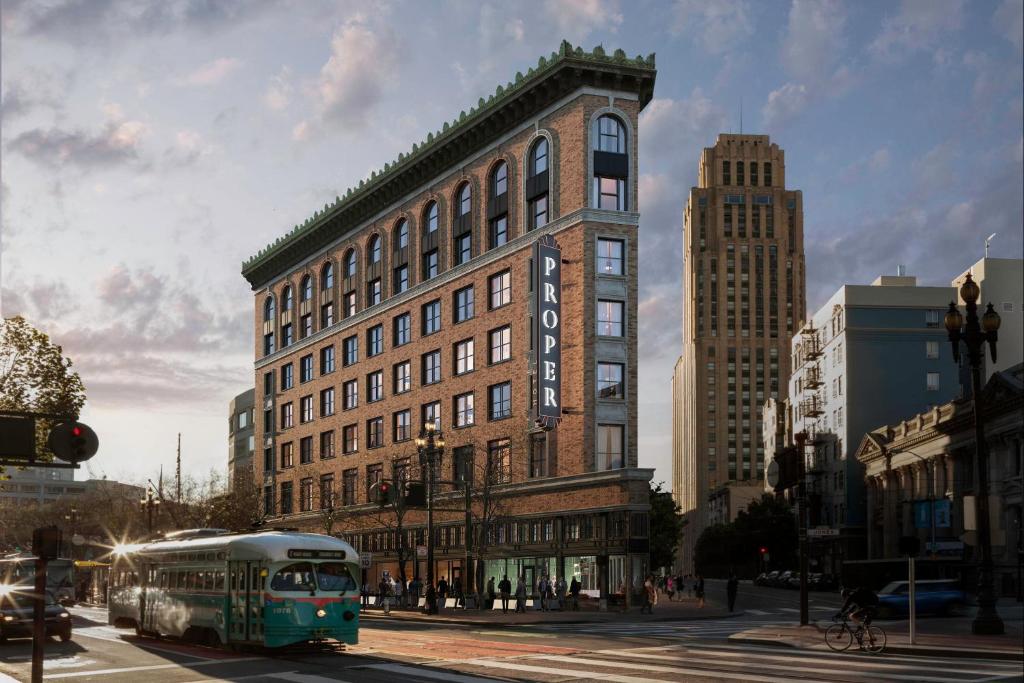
[241, 43, 657, 600]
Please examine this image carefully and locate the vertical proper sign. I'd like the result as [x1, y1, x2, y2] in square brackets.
[533, 235, 561, 429]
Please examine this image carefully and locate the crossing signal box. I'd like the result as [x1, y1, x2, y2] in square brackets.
[47, 421, 99, 463]
[375, 481, 393, 508]
[404, 481, 427, 508]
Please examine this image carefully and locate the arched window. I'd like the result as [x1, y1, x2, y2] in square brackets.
[345, 249, 357, 278]
[393, 219, 410, 294]
[262, 296, 276, 356]
[368, 235, 382, 264]
[457, 184, 471, 218]
[300, 275, 312, 302]
[489, 161, 509, 249]
[264, 296, 275, 321]
[526, 138, 549, 231]
[424, 202, 438, 233]
[282, 286, 293, 312]
[395, 219, 409, 249]
[595, 115, 625, 153]
[453, 183, 472, 265]
[321, 263, 334, 291]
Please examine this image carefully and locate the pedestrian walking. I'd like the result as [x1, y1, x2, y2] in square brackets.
[569, 575, 581, 611]
[498, 575, 512, 614]
[666, 576, 675, 602]
[555, 576, 567, 611]
[361, 581, 370, 607]
[437, 576, 449, 609]
[452, 576, 463, 608]
[695, 574, 706, 608]
[641, 575, 657, 614]
[379, 576, 391, 615]
[675, 573, 685, 601]
[727, 572, 739, 612]
[537, 575, 549, 611]
[487, 576, 497, 609]
[514, 576, 527, 613]
[424, 583, 438, 614]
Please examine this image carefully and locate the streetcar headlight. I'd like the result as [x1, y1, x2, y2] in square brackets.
[59, 612, 70, 619]
[315, 608, 327, 618]
[2, 615, 13, 622]
[342, 610, 355, 621]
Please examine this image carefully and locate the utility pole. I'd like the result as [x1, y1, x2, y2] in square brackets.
[176, 432, 182, 502]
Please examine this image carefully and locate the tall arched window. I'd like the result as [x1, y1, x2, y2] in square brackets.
[453, 183, 472, 265]
[368, 235, 382, 264]
[393, 219, 410, 294]
[321, 263, 334, 291]
[282, 286, 293, 312]
[345, 249, 357, 278]
[395, 219, 409, 249]
[422, 201, 440, 281]
[262, 296, 276, 357]
[592, 114, 627, 211]
[526, 138, 549, 231]
[425, 202, 438, 233]
[300, 275, 312, 302]
[488, 161, 509, 249]
[264, 296, 275, 321]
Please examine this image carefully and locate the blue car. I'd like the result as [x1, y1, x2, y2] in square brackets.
[876, 580, 967, 618]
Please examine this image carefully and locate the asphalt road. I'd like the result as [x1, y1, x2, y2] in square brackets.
[0, 587, 1020, 682]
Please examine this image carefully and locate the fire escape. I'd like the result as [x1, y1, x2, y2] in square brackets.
[799, 327, 827, 526]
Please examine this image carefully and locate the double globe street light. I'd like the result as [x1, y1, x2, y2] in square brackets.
[944, 272, 1003, 635]
[415, 423, 445, 599]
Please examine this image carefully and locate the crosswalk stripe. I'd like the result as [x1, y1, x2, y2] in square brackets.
[43, 657, 263, 680]
[362, 664, 504, 683]
[779, 607, 801, 612]
[746, 609, 771, 615]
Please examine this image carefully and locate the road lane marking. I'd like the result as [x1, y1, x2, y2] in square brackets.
[362, 664, 497, 683]
[269, 673, 353, 683]
[746, 609, 771, 615]
[42, 656, 263, 679]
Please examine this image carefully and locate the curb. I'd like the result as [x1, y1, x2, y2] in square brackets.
[728, 635, 1024, 662]
[360, 609, 744, 627]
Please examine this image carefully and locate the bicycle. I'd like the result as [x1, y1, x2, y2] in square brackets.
[824, 613, 886, 654]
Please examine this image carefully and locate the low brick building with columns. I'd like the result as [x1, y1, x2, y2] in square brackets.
[856, 363, 1023, 596]
[241, 43, 657, 603]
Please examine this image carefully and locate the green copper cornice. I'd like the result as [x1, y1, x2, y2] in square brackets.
[241, 40, 656, 288]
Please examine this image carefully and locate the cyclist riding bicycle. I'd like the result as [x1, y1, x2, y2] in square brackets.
[836, 586, 879, 629]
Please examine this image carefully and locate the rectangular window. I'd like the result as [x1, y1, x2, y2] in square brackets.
[453, 445, 473, 484]
[367, 417, 384, 448]
[764, 162, 772, 186]
[280, 481, 293, 514]
[597, 424, 624, 470]
[264, 332, 275, 356]
[454, 339, 474, 375]
[280, 441, 294, 468]
[263, 446, 274, 472]
[455, 233, 472, 266]
[489, 381, 511, 420]
[319, 474, 335, 509]
[926, 340, 939, 359]
[926, 372, 940, 391]
[393, 410, 411, 442]
[300, 354, 313, 383]
[529, 194, 548, 230]
[488, 438, 511, 484]
[394, 265, 409, 294]
[320, 430, 335, 459]
[342, 424, 358, 454]
[320, 346, 335, 374]
[454, 392, 474, 427]
[321, 302, 334, 329]
[342, 469, 357, 505]
[593, 176, 625, 210]
[320, 387, 335, 416]
[489, 326, 511, 364]
[422, 401, 441, 431]
[750, 161, 758, 186]
[300, 313, 312, 339]
[282, 363, 294, 390]
[342, 379, 358, 410]
[454, 286, 474, 323]
[367, 324, 384, 357]
[736, 160, 744, 186]
[366, 464, 383, 500]
[299, 477, 313, 512]
[393, 360, 411, 393]
[367, 370, 384, 402]
[343, 291, 356, 318]
[263, 370, 274, 396]
[422, 350, 442, 384]
[596, 238, 624, 275]
[490, 215, 508, 248]
[393, 312, 412, 346]
[368, 278, 382, 306]
[299, 436, 313, 464]
[423, 250, 438, 279]
[264, 485, 275, 515]
[597, 300, 624, 336]
[422, 300, 441, 335]
[597, 362, 624, 399]
[343, 335, 358, 366]
[925, 309, 941, 327]
[300, 395, 313, 423]
[489, 270, 511, 309]
[723, 160, 731, 185]
[281, 402, 294, 429]
[282, 323, 293, 347]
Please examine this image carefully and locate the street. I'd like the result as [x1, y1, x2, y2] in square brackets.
[1, 584, 1021, 682]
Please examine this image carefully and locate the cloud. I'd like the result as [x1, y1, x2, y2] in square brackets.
[761, 82, 809, 129]
[671, 0, 753, 54]
[6, 119, 147, 168]
[263, 66, 293, 111]
[868, 0, 965, 62]
[173, 57, 242, 87]
[994, 0, 1023, 53]
[782, 0, 847, 84]
[543, 0, 623, 38]
[913, 142, 956, 193]
[839, 146, 891, 181]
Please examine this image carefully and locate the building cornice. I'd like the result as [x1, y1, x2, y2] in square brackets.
[241, 41, 656, 288]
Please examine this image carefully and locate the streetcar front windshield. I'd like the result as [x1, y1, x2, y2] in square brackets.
[316, 562, 357, 592]
[270, 563, 316, 592]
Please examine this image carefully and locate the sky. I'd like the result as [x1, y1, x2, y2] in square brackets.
[1, 0, 1021, 489]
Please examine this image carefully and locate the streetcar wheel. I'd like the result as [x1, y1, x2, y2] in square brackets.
[862, 626, 886, 654]
[824, 624, 852, 651]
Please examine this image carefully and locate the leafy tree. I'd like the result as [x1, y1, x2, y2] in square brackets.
[0, 316, 86, 463]
[694, 494, 798, 578]
[648, 481, 685, 571]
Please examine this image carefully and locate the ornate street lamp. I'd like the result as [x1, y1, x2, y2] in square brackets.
[415, 422, 445, 604]
[945, 272, 1003, 635]
[140, 487, 161, 535]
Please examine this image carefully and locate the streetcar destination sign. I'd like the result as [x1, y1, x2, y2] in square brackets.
[533, 236, 562, 429]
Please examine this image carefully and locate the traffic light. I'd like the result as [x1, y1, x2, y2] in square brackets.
[32, 526, 62, 561]
[374, 481, 394, 508]
[47, 421, 99, 463]
[759, 546, 768, 556]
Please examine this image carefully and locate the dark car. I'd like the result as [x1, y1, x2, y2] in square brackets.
[0, 586, 72, 642]
[876, 580, 967, 618]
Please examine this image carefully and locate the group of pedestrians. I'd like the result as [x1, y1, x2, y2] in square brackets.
[361, 572, 585, 615]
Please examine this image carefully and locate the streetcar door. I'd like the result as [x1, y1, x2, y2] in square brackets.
[227, 561, 249, 642]
[248, 563, 265, 641]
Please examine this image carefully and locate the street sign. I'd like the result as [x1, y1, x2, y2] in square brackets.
[807, 527, 840, 537]
[0, 416, 36, 462]
[416, 545, 427, 558]
[359, 552, 372, 569]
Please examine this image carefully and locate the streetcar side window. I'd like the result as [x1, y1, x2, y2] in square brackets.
[176, 571, 185, 590]
[160, 572, 168, 589]
[214, 571, 225, 591]
[270, 563, 315, 591]
[315, 562, 358, 592]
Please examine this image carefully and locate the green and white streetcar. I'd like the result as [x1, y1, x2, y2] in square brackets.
[108, 529, 360, 648]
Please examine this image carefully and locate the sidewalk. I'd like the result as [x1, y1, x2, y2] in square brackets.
[359, 593, 737, 626]
[730, 620, 1024, 661]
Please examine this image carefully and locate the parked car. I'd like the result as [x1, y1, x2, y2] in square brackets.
[773, 570, 794, 588]
[754, 572, 768, 586]
[0, 585, 73, 642]
[785, 572, 803, 589]
[876, 580, 967, 618]
[761, 570, 781, 586]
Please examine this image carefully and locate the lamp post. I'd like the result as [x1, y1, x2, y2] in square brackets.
[63, 507, 78, 559]
[140, 487, 160, 535]
[415, 422, 444, 601]
[944, 272, 1004, 635]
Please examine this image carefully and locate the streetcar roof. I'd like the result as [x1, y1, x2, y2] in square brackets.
[125, 531, 356, 563]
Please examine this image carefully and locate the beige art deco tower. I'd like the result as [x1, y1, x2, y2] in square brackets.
[675, 134, 805, 572]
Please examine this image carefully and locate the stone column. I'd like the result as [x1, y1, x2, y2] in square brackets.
[866, 478, 877, 559]
[883, 472, 898, 558]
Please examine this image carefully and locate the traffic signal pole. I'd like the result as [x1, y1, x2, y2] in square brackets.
[31, 556, 47, 683]
[795, 432, 809, 627]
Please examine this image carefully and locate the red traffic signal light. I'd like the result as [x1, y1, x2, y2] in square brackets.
[47, 421, 99, 464]
[375, 481, 393, 508]
[759, 546, 768, 555]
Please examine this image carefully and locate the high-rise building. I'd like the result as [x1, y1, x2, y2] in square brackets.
[228, 388, 256, 490]
[242, 43, 658, 596]
[675, 134, 806, 572]
[951, 258, 1023, 383]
